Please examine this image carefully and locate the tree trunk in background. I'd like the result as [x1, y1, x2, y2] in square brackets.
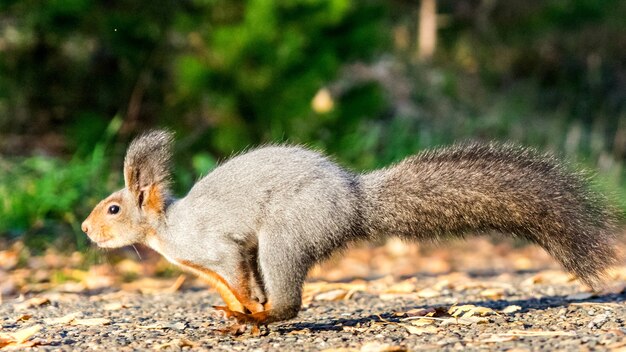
[417, 0, 437, 62]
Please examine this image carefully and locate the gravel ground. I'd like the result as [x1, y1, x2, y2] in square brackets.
[1, 272, 625, 351]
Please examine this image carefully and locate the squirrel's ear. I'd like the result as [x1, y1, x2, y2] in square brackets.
[123, 130, 174, 213]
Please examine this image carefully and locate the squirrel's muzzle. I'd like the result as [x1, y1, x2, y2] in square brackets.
[81, 219, 91, 234]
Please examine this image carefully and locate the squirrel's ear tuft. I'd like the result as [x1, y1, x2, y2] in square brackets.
[124, 130, 174, 213]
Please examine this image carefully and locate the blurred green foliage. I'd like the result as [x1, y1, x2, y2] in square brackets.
[0, 0, 387, 155]
[1, 0, 626, 249]
[0, 149, 105, 248]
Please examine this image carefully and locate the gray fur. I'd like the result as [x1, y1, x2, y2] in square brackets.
[92, 132, 620, 323]
[360, 143, 619, 288]
[161, 146, 363, 321]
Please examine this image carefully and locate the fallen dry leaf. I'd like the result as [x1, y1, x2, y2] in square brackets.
[9, 324, 42, 343]
[342, 326, 371, 333]
[384, 279, 417, 294]
[522, 270, 574, 286]
[103, 302, 127, 311]
[497, 329, 576, 337]
[416, 287, 440, 298]
[72, 318, 111, 326]
[479, 334, 518, 343]
[407, 318, 436, 327]
[289, 328, 313, 335]
[401, 324, 438, 335]
[121, 277, 181, 294]
[44, 312, 82, 325]
[403, 307, 437, 317]
[451, 280, 513, 292]
[314, 289, 349, 301]
[304, 281, 368, 293]
[378, 293, 420, 301]
[479, 288, 505, 299]
[441, 316, 489, 326]
[304, 281, 366, 305]
[402, 315, 487, 326]
[14, 297, 50, 310]
[569, 302, 621, 311]
[137, 322, 186, 331]
[401, 306, 456, 325]
[359, 341, 407, 352]
[13, 314, 32, 322]
[0, 324, 42, 349]
[501, 305, 522, 314]
[399, 307, 441, 326]
[55, 282, 86, 293]
[449, 305, 496, 318]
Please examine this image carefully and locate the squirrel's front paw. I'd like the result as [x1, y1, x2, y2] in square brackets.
[213, 305, 268, 325]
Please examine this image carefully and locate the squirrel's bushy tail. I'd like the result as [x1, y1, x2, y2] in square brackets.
[360, 143, 619, 288]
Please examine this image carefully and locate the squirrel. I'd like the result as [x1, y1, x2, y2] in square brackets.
[82, 130, 619, 325]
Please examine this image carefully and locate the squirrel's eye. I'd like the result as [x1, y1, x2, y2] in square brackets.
[108, 205, 120, 215]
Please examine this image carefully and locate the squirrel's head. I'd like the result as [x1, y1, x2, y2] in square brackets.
[82, 130, 174, 248]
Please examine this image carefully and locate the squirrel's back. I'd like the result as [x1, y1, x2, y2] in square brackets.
[178, 145, 364, 261]
[187, 145, 358, 209]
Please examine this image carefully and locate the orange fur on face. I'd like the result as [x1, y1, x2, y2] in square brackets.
[83, 196, 122, 243]
[82, 190, 157, 248]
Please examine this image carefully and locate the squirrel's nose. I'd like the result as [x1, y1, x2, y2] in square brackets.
[81, 220, 91, 234]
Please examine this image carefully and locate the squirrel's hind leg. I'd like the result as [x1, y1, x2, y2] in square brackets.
[215, 229, 308, 325]
[179, 256, 264, 314]
[254, 228, 308, 323]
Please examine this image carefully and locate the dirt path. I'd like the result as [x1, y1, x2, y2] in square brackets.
[1, 271, 625, 351]
[1, 239, 626, 351]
